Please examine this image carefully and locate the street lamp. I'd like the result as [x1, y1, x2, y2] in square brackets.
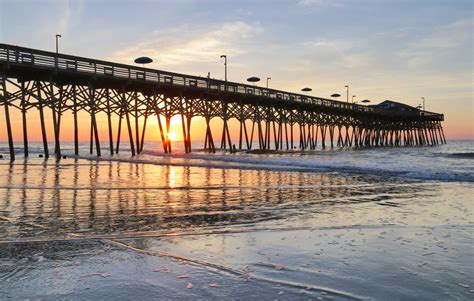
[134, 56, 153, 68]
[421, 97, 425, 111]
[220, 55, 227, 82]
[220, 55, 227, 91]
[247, 76, 260, 84]
[302, 87, 312, 102]
[134, 56, 153, 80]
[352, 95, 356, 103]
[247, 76, 260, 94]
[55, 34, 62, 54]
[344, 85, 349, 103]
[266, 77, 271, 88]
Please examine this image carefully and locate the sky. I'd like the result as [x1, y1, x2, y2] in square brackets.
[0, 0, 473, 141]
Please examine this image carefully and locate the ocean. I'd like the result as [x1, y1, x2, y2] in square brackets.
[0, 140, 472, 300]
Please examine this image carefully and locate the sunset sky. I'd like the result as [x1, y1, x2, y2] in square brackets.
[0, 0, 472, 141]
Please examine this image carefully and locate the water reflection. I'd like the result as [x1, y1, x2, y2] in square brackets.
[0, 158, 430, 241]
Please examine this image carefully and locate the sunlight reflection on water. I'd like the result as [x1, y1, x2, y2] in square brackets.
[0, 157, 467, 242]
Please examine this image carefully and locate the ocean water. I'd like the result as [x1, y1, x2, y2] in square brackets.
[0, 140, 472, 300]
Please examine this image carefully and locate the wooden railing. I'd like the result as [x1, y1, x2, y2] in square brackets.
[0, 43, 443, 121]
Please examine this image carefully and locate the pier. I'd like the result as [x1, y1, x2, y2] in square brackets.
[0, 43, 445, 160]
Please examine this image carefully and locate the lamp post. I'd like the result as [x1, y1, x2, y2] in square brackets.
[220, 54, 227, 80]
[134, 56, 153, 79]
[345, 85, 349, 103]
[301, 87, 312, 96]
[247, 77, 260, 85]
[220, 55, 227, 91]
[301, 87, 312, 103]
[134, 56, 153, 68]
[266, 77, 271, 88]
[55, 34, 61, 68]
[421, 97, 425, 111]
[247, 76, 260, 94]
[133, 56, 153, 154]
[55, 34, 61, 54]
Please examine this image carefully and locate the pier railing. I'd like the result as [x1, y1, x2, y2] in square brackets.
[0, 43, 443, 121]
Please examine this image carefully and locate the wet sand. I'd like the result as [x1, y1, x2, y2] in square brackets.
[0, 157, 473, 300]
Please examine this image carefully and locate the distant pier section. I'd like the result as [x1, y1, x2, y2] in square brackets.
[0, 43, 445, 160]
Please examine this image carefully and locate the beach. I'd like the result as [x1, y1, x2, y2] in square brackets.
[0, 141, 473, 300]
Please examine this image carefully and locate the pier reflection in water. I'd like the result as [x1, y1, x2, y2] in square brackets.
[0, 158, 431, 242]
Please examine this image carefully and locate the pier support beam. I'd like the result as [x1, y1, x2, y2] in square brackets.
[1, 79, 15, 160]
[50, 83, 61, 158]
[21, 82, 29, 157]
[89, 85, 101, 157]
[72, 85, 79, 155]
[37, 81, 49, 158]
[106, 89, 114, 155]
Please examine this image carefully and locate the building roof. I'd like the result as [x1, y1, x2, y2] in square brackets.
[370, 100, 419, 110]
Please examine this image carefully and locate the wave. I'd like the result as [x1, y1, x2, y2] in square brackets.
[77, 151, 474, 183]
[2, 142, 473, 183]
[446, 152, 474, 159]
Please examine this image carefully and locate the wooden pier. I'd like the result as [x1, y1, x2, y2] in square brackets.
[0, 43, 445, 160]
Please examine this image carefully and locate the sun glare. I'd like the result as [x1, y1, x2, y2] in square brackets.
[167, 132, 176, 141]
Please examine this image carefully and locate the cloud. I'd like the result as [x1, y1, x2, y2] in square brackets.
[412, 18, 472, 50]
[302, 39, 353, 51]
[300, 38, 372, 70]
[111, 21, 263, 69]
[35, 0, 84, 44]
[397, 18, 473, 69]
[297, 0, 345, 7]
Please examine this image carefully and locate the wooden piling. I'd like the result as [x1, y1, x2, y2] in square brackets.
[89, 85, 101, 157]
[249, 120, 255, 150]
[21, 82, 29, 157]
[181, 113, 188, 153]
[50, 83, 61, 157]
[36, 81, 49, 158]
[165, 116, 172, 153]
[243, 119, 250, 150]
[72, 85, 79, 155]
[89, 121, 94, 154]
[106, 89, 114, 155]
[125, 109, 135, 156]
[155, 110, 167, 153]
[139, 111, 148, 153]
[1, 79, 15, 160]
[186, 114, 192, 153]
[116, 108, 123, 154]
[134, 92, 140, 154]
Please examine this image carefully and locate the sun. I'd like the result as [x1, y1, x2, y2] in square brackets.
[167, 131, 176, 141]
